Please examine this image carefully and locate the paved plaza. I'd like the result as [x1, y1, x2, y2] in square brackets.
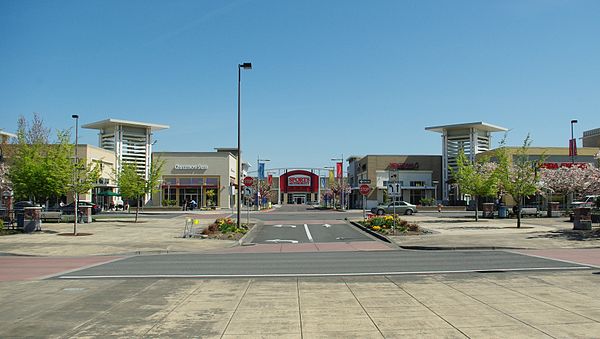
[0, 208, 599, 337]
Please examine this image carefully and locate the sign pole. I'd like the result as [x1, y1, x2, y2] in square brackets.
[363, 194, 366, 221]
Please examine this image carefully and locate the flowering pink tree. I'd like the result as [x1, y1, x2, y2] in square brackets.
[539, 166, 600, 198]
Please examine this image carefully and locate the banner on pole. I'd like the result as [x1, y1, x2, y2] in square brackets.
[258, 163, 265, 180]
[336, 162, 342, 179]
[569, 139, 577, 157]
[268, 174, 273, 186]
[328, 170, 334, 184]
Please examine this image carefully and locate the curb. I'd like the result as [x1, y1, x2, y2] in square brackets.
[237, 220, 262, 246]
[347, 220, 392, 243]
[398, 245, 527, 251]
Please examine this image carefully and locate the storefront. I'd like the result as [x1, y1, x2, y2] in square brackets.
[279, 170, 320, 204]
[347, 155, 443, 208]
[152, 151, 238, 209]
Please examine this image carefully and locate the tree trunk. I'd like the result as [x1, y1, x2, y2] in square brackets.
[135, 205, 139, 223]
[516, 204, 521, 228]
[474, 196, 479, 221]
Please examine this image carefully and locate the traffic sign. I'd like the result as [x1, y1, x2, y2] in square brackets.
[243, 176, 254, 187]
[358, 179, 371, 184]
[359, 184, 371, 196]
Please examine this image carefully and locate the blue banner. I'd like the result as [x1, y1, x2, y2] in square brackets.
[258, 162, 265, 180]
[320, 177, 327, 188]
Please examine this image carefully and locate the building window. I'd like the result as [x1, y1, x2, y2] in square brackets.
[205, 177, 219, 187]
[164, 177, 177, 185]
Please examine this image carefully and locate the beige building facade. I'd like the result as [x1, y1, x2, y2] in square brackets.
[151, 151, 238, 209]
[348, 155, 443, 209]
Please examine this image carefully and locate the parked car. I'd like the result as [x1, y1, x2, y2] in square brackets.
[370, 201, 418, 215]
[60, 201, 101, 215]
[571, 195, 599, 208]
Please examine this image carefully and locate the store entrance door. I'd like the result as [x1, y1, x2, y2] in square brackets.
[293, 194, 306, 204]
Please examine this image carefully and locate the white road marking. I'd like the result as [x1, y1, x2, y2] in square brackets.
[272, 224, 296, 228]
[264, 239, 299, 244]
[304, 224, 314, 242]
[322, 224, 331, 228]
[58, 266, 590, 279]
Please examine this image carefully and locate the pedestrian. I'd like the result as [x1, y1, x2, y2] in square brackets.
[190, 199, 196, 211]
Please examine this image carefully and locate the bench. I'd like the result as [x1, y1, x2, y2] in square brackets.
[41, 211, 62, 222]
[510, 207, 540, 217]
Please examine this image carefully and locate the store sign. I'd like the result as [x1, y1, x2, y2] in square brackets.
[389, 162, 419, 170]
[174, 164, 208, 170]
[540, 162, 588, 170]
[288, 175, 311, 186]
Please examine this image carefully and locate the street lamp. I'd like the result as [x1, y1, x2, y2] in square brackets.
[331, 156, 344, 210]
[256, 157, 270, 210]
[72, 114, 79, 235]
[570, 119, 578, 164]
[237, 62, 252, 229]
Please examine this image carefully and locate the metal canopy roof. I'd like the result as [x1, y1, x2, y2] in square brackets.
[425, 121, 508, 133]
[82, 118, 169, 131]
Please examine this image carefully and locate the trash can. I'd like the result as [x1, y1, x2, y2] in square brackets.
[573, 207, 592, 230]
[548, 202, 560, 217]
[23, 206, 42, 233]
[498, 206, 508, 218]
[13, 201, 34, 229]
[79, 206, 92, 223]
[482, 203, 494, 218]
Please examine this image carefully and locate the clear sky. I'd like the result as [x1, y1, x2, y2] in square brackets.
[1, 0, 599, 172]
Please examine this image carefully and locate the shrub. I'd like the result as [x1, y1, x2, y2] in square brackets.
[419, 197, 436, 206]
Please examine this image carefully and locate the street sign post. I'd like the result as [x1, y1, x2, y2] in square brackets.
[359, 184, 371, 221]
[243, 176, 254, 187]
[358, 179, 371, 184]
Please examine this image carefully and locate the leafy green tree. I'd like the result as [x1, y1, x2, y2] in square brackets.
[117, 158, 164, 222]
[117, 163, 146, 222]
[9, 114, 99, 207]
[452, 149, 499, 221]
[495, 135, 543, 228]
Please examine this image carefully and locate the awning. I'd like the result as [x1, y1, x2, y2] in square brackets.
[97, 191, 121, 196]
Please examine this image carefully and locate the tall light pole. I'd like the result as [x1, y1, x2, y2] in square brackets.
[570, 119, 578, 164]
[72, 114, 79, 235]
[331, 155, 344, 210]
[237, 62, 252, 229]
[256, 156, 270, 210]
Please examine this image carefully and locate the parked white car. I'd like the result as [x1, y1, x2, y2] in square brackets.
[572, 195, 599, 208]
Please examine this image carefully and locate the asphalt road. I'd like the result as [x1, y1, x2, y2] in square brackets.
[57, 250, 589, 279]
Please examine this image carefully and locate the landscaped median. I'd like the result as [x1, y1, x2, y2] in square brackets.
[349, 214, 425, 243]
[201, 217, 253, 240]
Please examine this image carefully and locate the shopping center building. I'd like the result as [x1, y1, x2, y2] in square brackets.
[347, 155, 443, 209]
[150, 150, 238, 209]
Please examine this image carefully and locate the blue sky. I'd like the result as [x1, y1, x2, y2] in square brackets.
[1, 0, 599, 171]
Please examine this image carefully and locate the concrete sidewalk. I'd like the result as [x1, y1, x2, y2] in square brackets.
[1, 271, 599, 338]
[386, 214, 600, 250]
[0, 213, 237, 257]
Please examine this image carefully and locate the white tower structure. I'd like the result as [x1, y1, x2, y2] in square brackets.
[426, 122, 507, 202]
[83, 119, 169, 201]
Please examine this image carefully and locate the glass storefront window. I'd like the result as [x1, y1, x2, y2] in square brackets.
[164, 177, 177, 185]
[205, 177, 218, 187]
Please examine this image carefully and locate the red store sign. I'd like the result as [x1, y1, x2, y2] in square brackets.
[288, 175, 311, 186]
[540, 162, 589, 170]
[389, 162, 419, 170]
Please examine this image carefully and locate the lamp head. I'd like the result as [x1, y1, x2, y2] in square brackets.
[72, 114, 79, 119]
[240, 62, 252, 69]
[571, 119, 578, 124]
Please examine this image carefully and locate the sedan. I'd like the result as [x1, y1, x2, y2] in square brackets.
[370, 201, 417, 215]
[61, 201, 101, 215]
